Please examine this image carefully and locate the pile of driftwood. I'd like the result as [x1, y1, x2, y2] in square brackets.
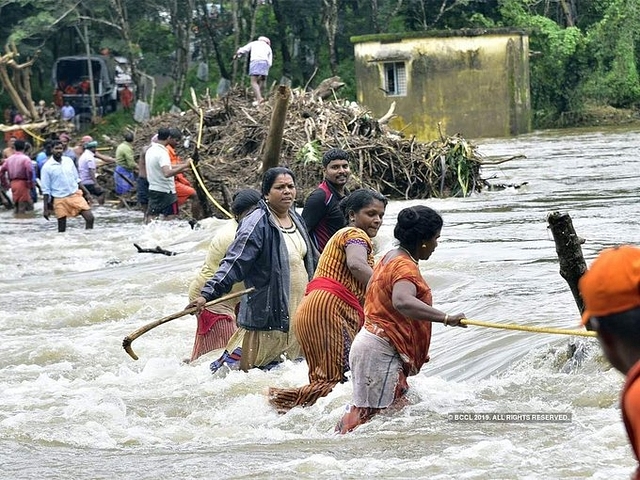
[120, 80, 484, 217]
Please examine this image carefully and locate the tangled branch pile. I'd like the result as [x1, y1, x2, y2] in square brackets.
[130, 82, 484, 216]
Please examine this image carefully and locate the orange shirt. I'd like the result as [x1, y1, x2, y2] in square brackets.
[167, 144, 180, 166]
[623, 360, 640, 479]
[4, 130, 27, 144]
[364, 254, 433, 376]
[166, 144, 194, 205]
[53, 89, 64, 108]
[166, 144, 189, 183]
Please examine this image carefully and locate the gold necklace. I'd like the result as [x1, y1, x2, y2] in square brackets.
[398, 246, 419, 264]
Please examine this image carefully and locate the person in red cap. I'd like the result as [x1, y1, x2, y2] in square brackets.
[579, 245, 640, 480]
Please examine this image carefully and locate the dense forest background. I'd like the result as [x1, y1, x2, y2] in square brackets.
[0, 0, 638, 128]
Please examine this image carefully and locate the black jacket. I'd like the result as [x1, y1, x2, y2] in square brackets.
[200, 200, 317, 332]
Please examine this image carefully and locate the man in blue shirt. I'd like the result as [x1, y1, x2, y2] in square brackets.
[40, 140, 94, 232]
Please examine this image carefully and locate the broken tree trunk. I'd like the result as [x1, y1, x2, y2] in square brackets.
[261, 85, 291, 173]
[0, 119, 56, 132]
[0, 42, 40, 121]
[312, 76, 345, 100]
[547, 211, 589, 327]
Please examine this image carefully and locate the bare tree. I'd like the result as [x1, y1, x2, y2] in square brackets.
[322, 0, 339, 75]
[407, 0, 470, 29]
[196, 0, 231, 81]
[108, 0, 143, 98]
[370, 0, 380, 32]
[0, 42, 39, 120]
[558, 0, 576, 27]
[168, 0, 195, 107]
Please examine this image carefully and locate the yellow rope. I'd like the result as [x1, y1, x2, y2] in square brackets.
[188, 105, 234, 219]
[460, 318, 597, 337]
[189, 160, 233, 219]
[21, 127, 45, 144]
[197, 108, 204, 148]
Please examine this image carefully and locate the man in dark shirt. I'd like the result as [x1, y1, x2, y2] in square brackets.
[302, 148, 351, 252]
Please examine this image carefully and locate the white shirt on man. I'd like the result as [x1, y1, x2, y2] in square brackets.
[145, 143, 175, 193]
[61, 105, 75, 121]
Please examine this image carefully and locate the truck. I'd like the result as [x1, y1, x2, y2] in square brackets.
[52, 55, 118, 121]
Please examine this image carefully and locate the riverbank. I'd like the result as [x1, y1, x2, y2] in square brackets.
[556, 105, 640, 128]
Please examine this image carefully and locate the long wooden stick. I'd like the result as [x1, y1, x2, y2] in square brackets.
[122, 287, 254, 360]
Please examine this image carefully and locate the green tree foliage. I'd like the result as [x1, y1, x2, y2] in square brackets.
[1, 0, 638, 127]
[582, 0, 640, 108]
[499, 0, 588, 125]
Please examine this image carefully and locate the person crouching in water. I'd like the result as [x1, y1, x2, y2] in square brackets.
[40, 140, 94, 232]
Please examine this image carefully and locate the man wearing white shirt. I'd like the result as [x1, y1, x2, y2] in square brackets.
[60, 102, 75, 121]
[145, 127, 190, 222]
[40, 140, 94, 232]
[234, 36, 272, 105]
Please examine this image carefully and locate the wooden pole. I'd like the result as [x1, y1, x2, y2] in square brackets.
[261, 85, 291, 173]
[547, 211, 588, 324]
[122, 288, 254, 360]
[83, 23, 98, 121]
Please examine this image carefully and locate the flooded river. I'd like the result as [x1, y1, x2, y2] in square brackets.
[1, 126, 639, 479]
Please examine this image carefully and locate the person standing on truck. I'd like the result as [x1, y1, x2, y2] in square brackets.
[120, 85, 133, 111]
[79, 77, 91, 94]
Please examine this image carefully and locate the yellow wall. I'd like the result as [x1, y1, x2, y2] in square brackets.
[353, 33, 531, 140]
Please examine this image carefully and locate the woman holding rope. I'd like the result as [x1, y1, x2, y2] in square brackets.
[336, 205, 466, 433]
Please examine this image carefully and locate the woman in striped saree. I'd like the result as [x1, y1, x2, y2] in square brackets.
[268, 189, 387, 412]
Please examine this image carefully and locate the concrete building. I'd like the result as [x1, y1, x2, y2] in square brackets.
[351, 28, 531, 139]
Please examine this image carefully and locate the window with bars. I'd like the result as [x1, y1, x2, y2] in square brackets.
[384, 62, 407, 96]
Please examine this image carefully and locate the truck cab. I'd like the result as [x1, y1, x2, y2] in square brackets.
[52, 55, 118, 122]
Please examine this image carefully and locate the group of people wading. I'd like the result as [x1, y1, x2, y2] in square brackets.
[181, 148, 640, 467]
[184, 148, 466, 433]
[0, 126, 205, 231]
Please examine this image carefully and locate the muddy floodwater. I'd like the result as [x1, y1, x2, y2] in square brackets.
[1, 126, 639, 479]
